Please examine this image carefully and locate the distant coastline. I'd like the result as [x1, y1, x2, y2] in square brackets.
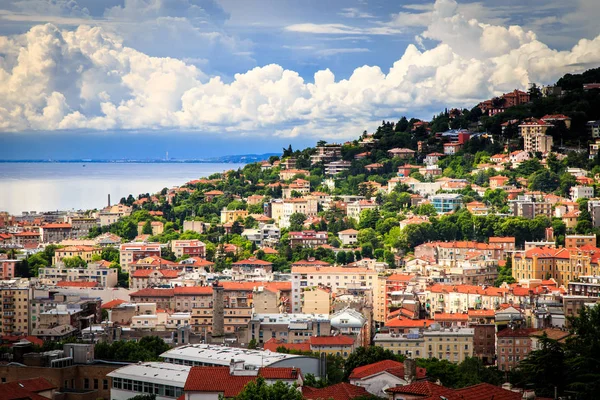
[0, 153, 277, 164]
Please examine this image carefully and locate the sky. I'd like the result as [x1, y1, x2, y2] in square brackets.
[0, 0, 599, 159]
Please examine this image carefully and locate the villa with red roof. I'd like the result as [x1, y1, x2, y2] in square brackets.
[349, 360, 427, 396]
[131, 269, 182, 290]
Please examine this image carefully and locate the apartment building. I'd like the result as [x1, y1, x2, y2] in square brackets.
[231, 258, 273, 281]
[565, 234, 597, 248]
[374, 327, 474, 363]
[570, 185, 594, 201]
[220, 209, 248, 224]
[0, 259, 16, 280]
[347, 200, 377, 222]
[39, 261, 118, 287]
[131, 269, 181, 290]
[512, 246, 600, 286]
[53, 245, 102, 265]
[247, 313, 331, 344]
[288, 231, 328, 248]
[311, 144, 342, 164]
[170, 240, 206, 258]
[39, 223, 72, 243]
[430, 194, 463, 214]
[119, 243, 162, 274]
[291, 266, 379, 312]
[97, 204, 132, 226]
[509, 195, 553, 219]
[425, 284, 507, 314]
[0, 279, 31, 335]
[12, 231, 40, 248]
[280, 197, 318, 228]
[496, 328, 537, 371]
[325, 160, 352, 175]
[301, 286, 332, 314]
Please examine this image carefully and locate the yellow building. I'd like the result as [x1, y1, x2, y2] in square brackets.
[0, 279, 31, 335]
[53, 246, 102, 265]
[301, 287, 332, 314]
[220, 209, 249, 224]
[512, 246, 600, 286]
[374, 328, 474, 363]
[309, 335, 356, 359]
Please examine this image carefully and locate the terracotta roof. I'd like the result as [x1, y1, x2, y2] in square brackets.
[11, 377, 57, 393]
[263, 338, 311, 353]
[338, 229, 359, 234]
[102, 299, 126, 309]
[385, 318, 434, 328]
[349, 360, 426, 380]
[530, 328, 571, 341]
[41, 223, 71, 229]
[433, 312, 468, 321]
[56, 281, 98, 288]
[428, 284, 507, 297]
[291, 259, 331, 267]
[303, 382, 369, 400]
[467, 309, 495, 317]
[180, 258, 215, 268]
[0, 382, 50, 400]
[309, 335, 354, 346]
[489, 237, 515, 243]
[386, 381, 457, 397]
[387, 274, 415, 282]
[456, 383, 523, 400]
[174, 286, 213, 295]
[184, 366, 300, 397]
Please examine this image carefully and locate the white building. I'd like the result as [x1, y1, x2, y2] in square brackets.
[571, 185, 594, 201]
[108, 362, 189, 400]
[347, 200, 377, 222]
[325, 160, 352, 175]
[38, 262, 118, 287]
[291, 266, 379, 313]
[338, 229, 359, 246]
[279, 198, 318, 228]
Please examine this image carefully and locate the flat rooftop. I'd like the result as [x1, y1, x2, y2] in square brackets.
[160, 343, 303, 369]
[108, 362, 191, 386]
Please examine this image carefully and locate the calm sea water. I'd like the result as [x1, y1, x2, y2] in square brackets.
[0, 162, 245, 215]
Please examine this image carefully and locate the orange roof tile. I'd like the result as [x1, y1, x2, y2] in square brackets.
[349, 360, 426, 380]
[56, 281, 98, 288]
[303, 383, 369, 400]
[309, 335, 354, 346]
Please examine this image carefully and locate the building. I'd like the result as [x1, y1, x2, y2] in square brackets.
[97, 204, 132, 226]
[301, 286, 332, 314]
[443, 143, 463, 155]
[231, 258, 273, 281]
[0, 259, 17, 279]
[309, 335, 356, 358]
[279, 198, 318, 228]
[288, 231, 328, 248]
[247, 313, 330, 345]
[0, 278, 31, 335]
[131, 269, 181, 289]
[587, 120, 600, 138]
[171, 240, 206, 258]
[570, 185, 594, 201]
[137, 221, 164, 236]
[52, 246, 101, 265]
[183, 365, 303, 400]
[160, 343, 323, 377]
[338, 229, 359, 246]
[330, 307, 369, 348]
[39, 261, 118, 287]
[279, 169, 310, 181]
[311, 144, 342, 164]
[108, 362, 189, 400]
[496, 328, 537, 371]
[565, 234, 596, 248]
[39, 223, 72, 243]
[347, 200, 377, 222]
[220, 209, 248, 224]
[386, 381, 526, 400]
[374, 327, 474, 363]
[509, 195, 553, 219]
[291, 266, 379, 313]
[325, 160, 352, 175]
[119, 243, 161, 274]
[388, 148, 415, 159]
[349, 360, 427, 397]
[430, 194, 462, 214]
[489, 175, 509, 189]
[94, 232, 122, 247]
[66, 216, 99, 238]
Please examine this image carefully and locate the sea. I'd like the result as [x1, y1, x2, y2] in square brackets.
[0, 162, 246, 215]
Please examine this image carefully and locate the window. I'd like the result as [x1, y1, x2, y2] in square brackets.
[103, 380, 108, 390]
[84, 378, 89, 389]
[94, 379, 98, 390]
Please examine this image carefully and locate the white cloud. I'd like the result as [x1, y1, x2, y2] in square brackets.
[316, 48, 370, 57]
[338, 8, 374, 19]
[0, 0, 599, 138]
[285, 23, 402, 35]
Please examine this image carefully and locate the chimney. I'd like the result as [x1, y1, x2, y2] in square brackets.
[404, 357, 417, 384]
[108, 194, 111, 207]
[291, 367, 297, 379]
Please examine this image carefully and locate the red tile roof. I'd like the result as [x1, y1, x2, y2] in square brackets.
[101, 299, 127, 309]
[349, 360, 426, 380]
[184, 367, 300, 397]
[385, 318, 434, 328]
[41, 223, 71, 229]
[174, 286, 213, 295]
[303, 383, 369, 400]
[467, 309, 495, 317]
[0, 382, 50, 400]
[497, 328, 537, 338]
[263, 338, 311, 353]
[456, 383, 523, 400]
[433, 312, 468, 321]
[11, 377, 57, 393]
[232, 258, 273, 266]
[309, 336, 354, 346]
[386, 381, 457, 397]
[56, 281, 98, 288]
[387, 273, 415, 282]
[131, 269, 180, 278]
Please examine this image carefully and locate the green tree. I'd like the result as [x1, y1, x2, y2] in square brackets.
[235, 377, 303, 400]
[289, 213, 307, 231]
[517, 335, 566, 397]
[142, 220, 153, 235]
[247, 338, 258, 350]
[62, 256, 87, 269]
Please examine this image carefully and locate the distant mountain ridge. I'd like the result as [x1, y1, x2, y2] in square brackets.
[0, 153, 279, 163]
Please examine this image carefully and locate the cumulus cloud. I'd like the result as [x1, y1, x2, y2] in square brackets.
[0, 0, 599, 137]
